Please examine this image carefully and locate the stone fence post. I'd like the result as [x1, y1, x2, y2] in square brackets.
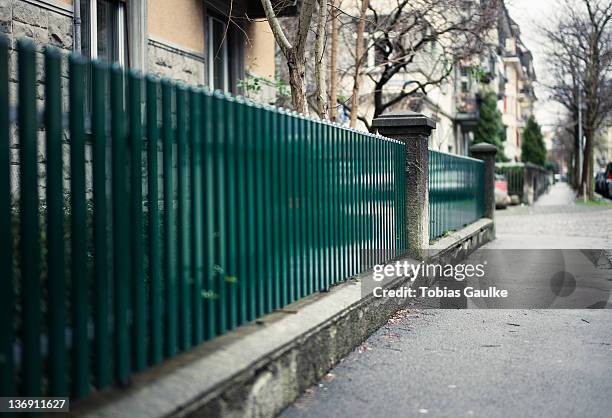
[372, 112, 436, 259]
[523, 164, 535, 205]
[469, 143, 497, 235]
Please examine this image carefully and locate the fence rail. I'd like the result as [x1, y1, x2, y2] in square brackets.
[429, 150, 486, 240]
[1, 39, 407, 401]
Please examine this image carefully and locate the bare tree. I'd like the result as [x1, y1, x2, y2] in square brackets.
[551, 119, 578, 175]
[339, 0, 498, 130]
[330, 0, 340, 121]
[315, 0, 330, 118]
[543, 28, 583, 188]
[260, 0, 317, 114]
[544, 0, 612, 197]
[349, 0, 370, 128]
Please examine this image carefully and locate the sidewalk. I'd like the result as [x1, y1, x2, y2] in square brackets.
[533, 181, 576, 206]
[281, 309, 612, 418]
[492, 182, 612, 249]
[280, 182, 612, 418]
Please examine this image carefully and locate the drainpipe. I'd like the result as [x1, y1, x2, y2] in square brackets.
[74, 0, 82, 53]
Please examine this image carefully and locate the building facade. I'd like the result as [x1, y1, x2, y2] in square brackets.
[322, 0, 536, 159]
[1, 0, 278, 93]
[439, 3, 537, 160]
[1, 0, 284, 197]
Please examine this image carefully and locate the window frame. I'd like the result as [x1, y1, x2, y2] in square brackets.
[204, 10, 245, 94]
[82, 0, 128, 67]
[206, 14, 230, 92]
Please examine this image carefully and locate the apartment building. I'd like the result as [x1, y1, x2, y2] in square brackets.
[325, 1, 535, 160]
[333, 0, 470, 151]
[457, 6, 536, 161]
[1, 0, 282, 94]
[497, 9, 536, 161]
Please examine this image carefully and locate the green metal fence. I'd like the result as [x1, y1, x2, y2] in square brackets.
[496, 162, 550, 203]
[429, 150, 485, 240]
[495, 164, 524, 198]
[0, 39, 407, 400]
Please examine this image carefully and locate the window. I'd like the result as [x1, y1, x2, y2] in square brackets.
[207, 15, 229, 92]
[81, 0, 128, 66]
[206, 13, 244, 94]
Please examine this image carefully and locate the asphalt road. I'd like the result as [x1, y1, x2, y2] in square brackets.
[280, 183, 612, 418]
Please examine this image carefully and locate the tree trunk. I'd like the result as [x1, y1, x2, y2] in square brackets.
[572, 124, 580, 189]
[580, 129, 594, 199]
[370, 79, 385, 132]
[259, 0, 315, 116]
[287, 52, 308, 114]
[329, 0, 339, 121]
[349, 0, 369, 128]
[315, 0, 329, 119]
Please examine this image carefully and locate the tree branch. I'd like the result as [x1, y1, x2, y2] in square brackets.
[295, 0, 317, 59]
[260, 0, 292, 56]
[315, 0, 329, 118]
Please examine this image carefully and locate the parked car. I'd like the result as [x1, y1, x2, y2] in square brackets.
[601, 163, 612, 198]
[595, 171, 606, 196]
[495, 174, 511, 209]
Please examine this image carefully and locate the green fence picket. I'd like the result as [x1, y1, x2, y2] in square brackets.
[69, 54, 89, 398]
[0, 35, 13, 399]
[242, 100, 257, 319]
[297, 115, 306, 297]
[212, 92, 227, 332]
[314, 120, 323, 290]
[305, 118, 314, 294]
[325, 123, 332, 286]
[17, 39, 42, 398]
[128, 70, 146, 371]
[91, 60, 111, 389]
[176, 86, 191, 350]
[234, 97, 248, 322]
[330, 124, 337, 282]
[111, 64, 130, 384]
[224, 95, 238, 329]
[201, 90, 216, 339]
[162, 80, 178, 354]
[270, 108, 281, 308]
[278, 108, 289, 305]
[286, 111, 295, 302]
[146, 76, 162, 364]
[190, 88, 204, 344]
[262, 107, 273, 310]
[44, 46, 67, 397]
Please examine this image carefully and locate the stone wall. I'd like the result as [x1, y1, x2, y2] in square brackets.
[2, 1, 212, 203]
[148, 37, 205, 86]
[2, 0, 73, 51]
[2, 0, 74, 199]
